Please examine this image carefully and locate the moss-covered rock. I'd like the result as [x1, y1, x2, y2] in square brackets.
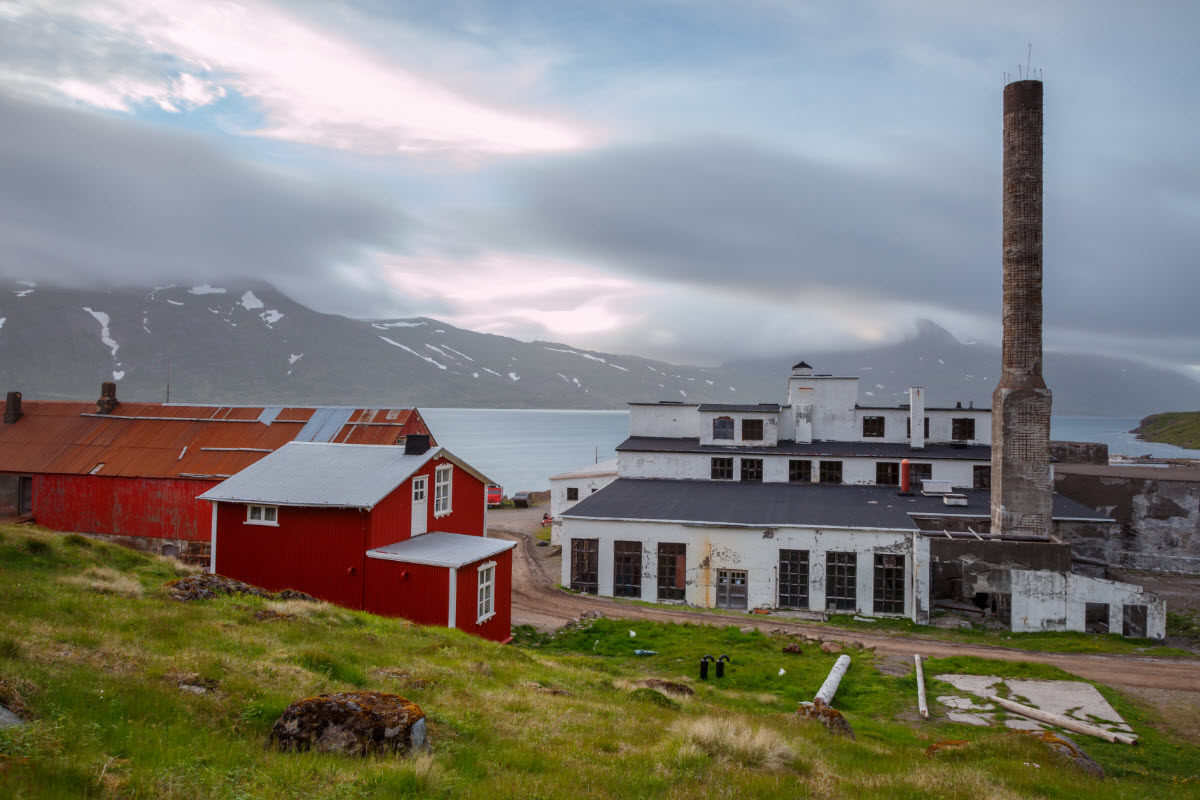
[164, 573, 272, 601]
[270, 691, 428, 756]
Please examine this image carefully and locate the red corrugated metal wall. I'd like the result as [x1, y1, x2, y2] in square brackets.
[214, 503, 367, 609]
[363, 558, 450, 627]
[32, 474, 216, 541]
[455, 549, 513, 642]
[366, 456, 487, 549]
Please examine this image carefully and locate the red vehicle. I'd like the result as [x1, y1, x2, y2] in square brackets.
[486, 484, 503, 508]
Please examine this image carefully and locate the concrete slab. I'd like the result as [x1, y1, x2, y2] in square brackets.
[931, 674, 1132, 734]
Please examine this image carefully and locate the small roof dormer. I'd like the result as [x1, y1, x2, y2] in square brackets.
[791, 361, 812, 377]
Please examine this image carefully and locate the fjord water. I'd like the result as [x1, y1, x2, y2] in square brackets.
[422, 409, 1200, 492]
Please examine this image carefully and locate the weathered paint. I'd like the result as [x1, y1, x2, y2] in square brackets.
[363, 558, 451, 626]
[561, 518, 925, 620]
[454, 549, 513, 642]
[1010, 569, 1166, 639]
[215, 502, 367, 608]
[32, 474, 216, 541]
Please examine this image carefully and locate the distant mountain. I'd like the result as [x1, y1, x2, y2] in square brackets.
[721, 320, 1200, 417]
[1, 281, 1196, 416]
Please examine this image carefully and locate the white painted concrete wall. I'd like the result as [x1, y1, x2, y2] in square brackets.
[617, 451, 983, 488]
[1010, 570, 1167, 639]
[549, 472, 619, 546]
[927, 410, 991, 445]
[853, 409, 912, 443]
[628, 404, 700, 438]
[560, 518, 925, 620]
[698, 410, 781, 447]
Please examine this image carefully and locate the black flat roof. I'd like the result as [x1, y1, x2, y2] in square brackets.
[561, 479, 1111, 528]
[616, 436, 992, 461]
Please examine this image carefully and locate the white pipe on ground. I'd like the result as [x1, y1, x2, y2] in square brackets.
[988, 696, 1138, 746]
[914, 655, 929, 719]
[814, 655, 851, 707]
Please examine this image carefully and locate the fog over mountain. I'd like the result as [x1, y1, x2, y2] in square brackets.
[1, 281, 1196, 417]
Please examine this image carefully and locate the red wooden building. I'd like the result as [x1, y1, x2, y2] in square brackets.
[199, 441, 515, 642]
[0, 384, 433, 561]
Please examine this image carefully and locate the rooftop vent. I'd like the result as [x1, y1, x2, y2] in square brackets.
[404, 434, 431, 456]
[3, 391, 21, 424]
[921, 480, 953, 496]
[96, 382, 119, 415]
[942, 493, 969, 507]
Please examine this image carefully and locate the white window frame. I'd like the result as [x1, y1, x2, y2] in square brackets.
[412, 475, 427, 503]
[245, 504, 279, 526]
[476, 561, 496, 624]
[434, 464, 453, 517]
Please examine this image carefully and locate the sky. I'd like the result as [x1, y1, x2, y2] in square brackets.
[1, 0, 1197, 376]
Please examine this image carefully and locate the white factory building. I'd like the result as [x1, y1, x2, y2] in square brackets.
[559, 363, 1132, 628]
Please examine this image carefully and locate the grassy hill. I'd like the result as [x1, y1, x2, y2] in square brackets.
[1134, 411, 1200, 450]
[1, 523, 1198, 799]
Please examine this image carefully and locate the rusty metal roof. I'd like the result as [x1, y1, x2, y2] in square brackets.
[0, 399, 432, 481]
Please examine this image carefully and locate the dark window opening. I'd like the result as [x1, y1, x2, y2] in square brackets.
[741, 418, 764, 441]
[907, 417, 930, 438]
[779, 549, 809, 609]
[18, 476, 33, 515]
[1122, 604, 1148, 638]
[826, 552, 857, 611]
[657, 543, 686, 601]
[712, 416, 734, 440]
[566, 487, 579, 501]
[613, 541, 642, 598]
[715, 570, 748, 609]
[1085, 603, 1110, 634]
[873, 553, 905, 614]
[973, 465, 991, 489]
[910, 463, 933, 484]
[953, 417, 976, 441]
[876, 462, 900, 486]
[740, 458, 763, 482]
[788, 460, 812, 483]
[862, 416, 885, 438]
[819, 461, 843, 484]
[711, 457, 733, 480]
[570, 539, 598, 594]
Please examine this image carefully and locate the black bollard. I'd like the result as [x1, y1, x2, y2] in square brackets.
[716, 654, 730, 679]
[699, 655, 715, 680]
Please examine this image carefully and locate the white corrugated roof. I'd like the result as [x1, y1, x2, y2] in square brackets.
[367, 532, 516, 568]
[198, 442, 490, 508]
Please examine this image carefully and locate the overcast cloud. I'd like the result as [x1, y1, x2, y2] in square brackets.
[0, 0, 1197, 375]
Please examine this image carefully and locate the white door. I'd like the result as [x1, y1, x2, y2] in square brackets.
[411, 476, 428, 537]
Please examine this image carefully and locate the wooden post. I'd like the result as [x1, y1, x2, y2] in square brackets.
[914, 654, 929, 719]
[814, 655, 850, 707]
[988, 696, 1138, 746]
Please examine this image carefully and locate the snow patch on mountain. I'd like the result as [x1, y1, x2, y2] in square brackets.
[261, 310, 284, 324]
[0, 317, 6, 330]
[14, 288, 34, 297]
[189, 284, 227, 295]
[379, 336, 447, 370]
[509, 373, 520, 381]
[441, 345, 474, 362]
[289, 354, 303, 365]
[240, 291, 264, 310]
[112, 370, 124, 381]
[82, 307, 119, 357]
[166, 300, 184, 306]
[371, 320, 425, 329]
[545, 346, 607, 364]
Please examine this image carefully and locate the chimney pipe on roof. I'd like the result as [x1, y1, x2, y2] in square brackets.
[404, 434, 431, 456]
[3, 391, 22, 424]
[96, 382, 119, 415]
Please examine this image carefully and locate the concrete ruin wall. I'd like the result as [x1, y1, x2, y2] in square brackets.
[1010, 569, 1167, 638]
[929, 538, 1070, 603]
[1054, 471, 1200, 574]
[1050, 441, 1108, 465]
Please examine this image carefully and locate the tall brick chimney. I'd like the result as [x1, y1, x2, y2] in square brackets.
[991, 79, 1053, 537]
[96, 382, 119, 415]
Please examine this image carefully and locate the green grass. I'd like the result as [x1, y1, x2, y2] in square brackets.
[2, 523, 1199, 799]
[1132, 411, 1200, 450]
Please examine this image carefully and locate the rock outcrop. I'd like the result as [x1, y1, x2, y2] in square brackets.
[271, 691, 428, 756]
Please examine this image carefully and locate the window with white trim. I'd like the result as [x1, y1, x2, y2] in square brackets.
[434, 464, 453, 517]
[477, 561, 496, 623]
[246, 505, 278, 525]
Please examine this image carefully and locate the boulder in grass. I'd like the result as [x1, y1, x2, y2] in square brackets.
[163, 573, 272, 601]
[796, 702, 855, 740]
[271, 691, 428, 756]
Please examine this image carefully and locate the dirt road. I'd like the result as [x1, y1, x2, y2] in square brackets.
[486, 509, 1200, 694]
